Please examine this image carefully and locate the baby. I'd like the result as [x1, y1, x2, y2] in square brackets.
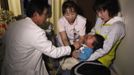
[61, 34, 105, 70]
[79, 34, 105, 61]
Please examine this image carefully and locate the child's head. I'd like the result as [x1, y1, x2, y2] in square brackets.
[85, 34, 104, 51]
[62, 1, 78, 24]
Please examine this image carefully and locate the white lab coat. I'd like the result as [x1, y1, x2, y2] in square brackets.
[1, 17, 72, 75]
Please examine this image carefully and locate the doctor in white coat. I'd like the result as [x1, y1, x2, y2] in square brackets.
[1, 0, 80, 75]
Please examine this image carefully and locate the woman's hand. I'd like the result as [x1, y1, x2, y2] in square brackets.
[73, 41, 81, 50]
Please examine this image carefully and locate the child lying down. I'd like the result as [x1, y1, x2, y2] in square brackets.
[61, 34, 105, 70]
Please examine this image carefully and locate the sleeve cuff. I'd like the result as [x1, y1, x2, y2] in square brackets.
[69, 45, 75, 54]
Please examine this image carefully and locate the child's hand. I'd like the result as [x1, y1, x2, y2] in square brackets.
[72, 50, 80, 59]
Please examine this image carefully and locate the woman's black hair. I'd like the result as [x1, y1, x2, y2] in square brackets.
[62, 1, 78, 15]
[92, 34, 105, 51]
[26, 0, 51, 18]
[93, 0, 121, 17]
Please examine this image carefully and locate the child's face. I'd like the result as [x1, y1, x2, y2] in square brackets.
[85, 35, 96, 48]
[64, 8, 77, 24]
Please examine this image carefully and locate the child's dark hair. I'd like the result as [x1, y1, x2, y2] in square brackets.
[93, 0, 121, 17]
[62, 1, 78, 15]
[26, 0, 51, 17]
[92, 34, 105, 51]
